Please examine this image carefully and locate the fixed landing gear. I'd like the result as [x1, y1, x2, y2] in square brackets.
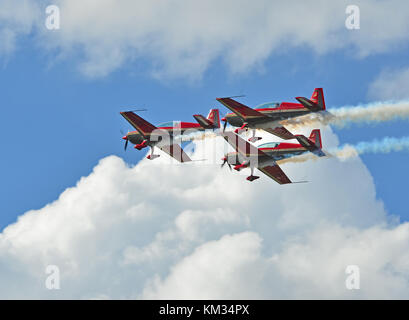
[248, 129, 262, 143]
[146, 147, 160, 160]
[234, 123, 248, 134]
[147, 154, 160, 160]
[135, 140, 148, 150]
[248, 136, 262, 143]
[246, 167, 259, 182]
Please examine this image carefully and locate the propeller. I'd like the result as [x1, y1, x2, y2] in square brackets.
[221, 156, 232, 170]
[222, 119, 228, 132]
[122, 135, 129, 151]
[120, 129, 129, 151]
[220, 111, 228, 132]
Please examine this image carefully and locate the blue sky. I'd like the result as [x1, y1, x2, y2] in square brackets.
[1, 40, 408, 230]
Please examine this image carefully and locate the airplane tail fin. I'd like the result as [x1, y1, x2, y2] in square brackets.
[310, 88, 326, 110]
[295, 129, 325, 157]
[193, 108, 220, 129]
[207, 109, 220, 128]
[309, 129, 322, 149]
[295, 88, 326, 112]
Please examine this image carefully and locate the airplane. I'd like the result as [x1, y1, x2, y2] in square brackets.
[221, 129, 326, 184]
[217, 88, 327, 142]
[120, 109, 220, 162]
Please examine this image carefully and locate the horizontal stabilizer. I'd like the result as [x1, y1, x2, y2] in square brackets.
[295, 129, 325, 157]
[193, 108, 220, 129]
[193, 114, 213, 129]
[295, 88, 326, 111]
[295, 97, 321, 111]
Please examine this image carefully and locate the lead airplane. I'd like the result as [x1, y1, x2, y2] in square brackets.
[120, 109, 219, 162]
[221, 129, 325, 183]
[217, 88, 326, 142]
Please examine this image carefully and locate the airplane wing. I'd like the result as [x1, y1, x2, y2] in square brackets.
[120, 111, 190, 162]
[263, 126, 295, 140]
[158, 144, 192, 163]
[120, 112, 157, 137]
[222, 131, 265, 157]
[258, 165, 292, 184]
[216, 97, 267, 121]
[222, 132, 292, 184]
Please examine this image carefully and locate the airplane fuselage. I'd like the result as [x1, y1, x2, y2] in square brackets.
[259, 143, 307, 161]
[125, 122, 209, 146]
[225, 142, 308, 167]
[224, 102, 312, 128]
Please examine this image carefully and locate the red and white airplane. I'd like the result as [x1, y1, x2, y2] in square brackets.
[217, 88, 326, 142]
[120, 109, 220, 162]
[221, 129, 325, 184]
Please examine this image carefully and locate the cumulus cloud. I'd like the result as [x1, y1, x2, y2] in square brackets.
[368, 67, 409, 100]
[1, 125, 408, 299]
[3, 0, 409, 78]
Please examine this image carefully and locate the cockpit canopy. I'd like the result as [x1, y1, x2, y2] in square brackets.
[255, 102, 280, 109]
[258, 142, 279, 148]
[158, 121, 180, 128]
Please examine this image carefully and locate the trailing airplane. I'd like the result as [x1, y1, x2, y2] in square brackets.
[120, 109, 217, 162]
[120, 109, 220, 162]
[217, 88, 327, 142]
[221, 129, 326, 184]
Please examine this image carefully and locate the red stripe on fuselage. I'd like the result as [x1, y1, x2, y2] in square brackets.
[259, 143, 305, 152]
[273, 102, 305, 110]
[158, 122, 202, 130]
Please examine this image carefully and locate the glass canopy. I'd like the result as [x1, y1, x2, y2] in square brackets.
[258, 142, 279, 148]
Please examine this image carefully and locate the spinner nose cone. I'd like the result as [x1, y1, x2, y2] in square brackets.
[122, 135, 128, 140]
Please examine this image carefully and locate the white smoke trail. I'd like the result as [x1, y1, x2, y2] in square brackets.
[175, 130, 220, 142]
[178, 126, 237, 142]
[278, 136, 409, 165]
[283, 100, 409, 129]
[341, 136, 409, 155]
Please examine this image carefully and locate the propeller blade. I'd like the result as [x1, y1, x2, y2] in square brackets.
[221, 156, 227, 168]
[124, 139, 128, 151]
[221, 156, 232, 170]
[223, 120, 227, 132]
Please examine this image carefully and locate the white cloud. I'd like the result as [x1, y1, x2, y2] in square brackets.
[3, 0, 409, 78]
[1, 126, 409, 299]
[368, 67, 409, 100]
[142, 232, 269, 299]
[0, 0, 41, 56]
[143, 225, 409, 299]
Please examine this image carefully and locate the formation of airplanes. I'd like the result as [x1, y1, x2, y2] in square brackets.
[120, 88, 329, 184]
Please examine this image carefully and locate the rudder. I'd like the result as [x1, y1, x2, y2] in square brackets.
[310, 88, 325, 111]
[309, 129, 322, 149]
[207, 109, 220, 128]
[295, 129, 325, 157]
